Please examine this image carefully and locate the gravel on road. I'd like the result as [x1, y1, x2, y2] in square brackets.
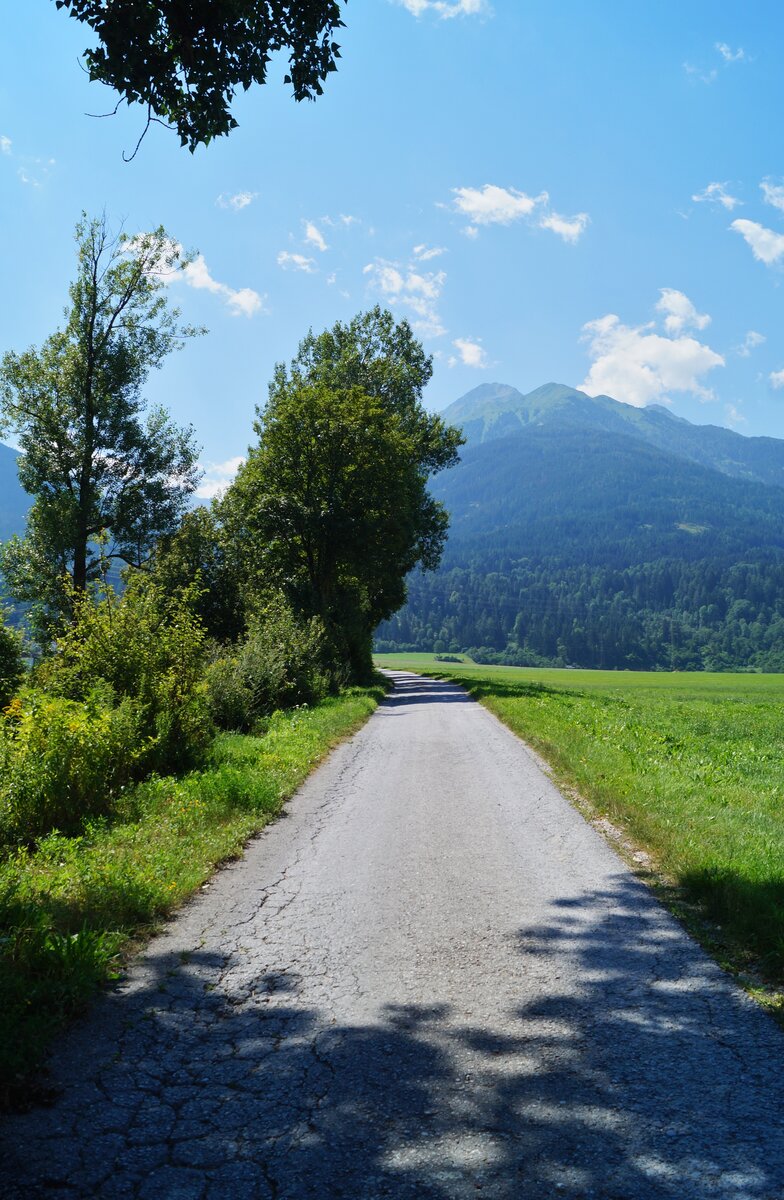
[2, 671, 783, 1199]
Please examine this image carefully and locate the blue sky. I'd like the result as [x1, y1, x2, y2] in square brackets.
[3, 1, 784, 494]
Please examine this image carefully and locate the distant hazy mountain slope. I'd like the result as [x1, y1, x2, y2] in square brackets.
[443, 382, 784, 489]
[0, 444, 29, 543]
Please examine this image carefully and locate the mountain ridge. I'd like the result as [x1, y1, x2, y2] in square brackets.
[441, 381, 784, 490]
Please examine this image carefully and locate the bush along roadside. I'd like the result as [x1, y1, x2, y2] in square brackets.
[0, 684, 385, 1108]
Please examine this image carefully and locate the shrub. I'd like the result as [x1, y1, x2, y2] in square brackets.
[37, 574, 212, 775]
[207, 599, 330, 731]
[0, 689, 142, 843]
[0, 615, 24, 706]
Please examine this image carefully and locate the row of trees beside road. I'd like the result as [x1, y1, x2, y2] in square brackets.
[0, 213, 462, 845]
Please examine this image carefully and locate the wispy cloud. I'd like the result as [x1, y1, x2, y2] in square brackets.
[277, 250, 317, 274]
[363, 257, 446, 337]
[736, 330, 765, 357]
[303, 221, 328, 252]
[731, 218, 784, 265]
[684, 41, 748, 84]
[0, 135, 11, 155]
[715, 42, 746, 63]
[579, 292, 724, 407]
[451, 183, 589, 243]
[761, 180, 784, 213]
[539, 210, 590, 244]
[683, 62, 718, 85]
[770, 369, 784, 390]
[724, 403, 747, 426]
[216, 191, 257, 211]
[396, 0, 491, 18]
[182, 255, 266, 317]
[196, 456, 245, 500]
[449, 337, 487, 368]
[413, 243, 447, 261]
[692, 181, 742, 211]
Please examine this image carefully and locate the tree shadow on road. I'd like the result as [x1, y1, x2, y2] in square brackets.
[3, 876, 784, 1199]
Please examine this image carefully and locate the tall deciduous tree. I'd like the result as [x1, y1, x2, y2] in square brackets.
[224, 310, 463, 679]
[0, 214, 202, 636]
[55, 0, 345, 153]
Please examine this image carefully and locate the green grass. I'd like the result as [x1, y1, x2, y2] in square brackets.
[0, 686, 383, 1104]
[376, 654, 784, 1006]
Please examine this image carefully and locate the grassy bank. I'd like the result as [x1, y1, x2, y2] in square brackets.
[377, 654, 784, 1007]
[0, 686, 383, 1104]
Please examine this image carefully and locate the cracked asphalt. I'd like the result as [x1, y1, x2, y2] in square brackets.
[2, 671, 784, 1199]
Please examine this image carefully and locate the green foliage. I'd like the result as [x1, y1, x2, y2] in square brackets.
[0, 214, 202, 639]
[54, 1, 346, 153]
[207, 599, 330, 731]
[0, 614, 24, 706]
[0, 690, 142, 843]
[0, 686, 382, 1100]
[152, 505, 246, 643]
[39, 573, 212, 777]
[224, 309, 463, 681]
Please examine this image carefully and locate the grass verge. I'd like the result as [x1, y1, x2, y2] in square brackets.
[377, 655, 784, 1015]
[0, 685, 384, 1106]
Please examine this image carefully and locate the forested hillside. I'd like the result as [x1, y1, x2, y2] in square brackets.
[376, 384, 784, 670]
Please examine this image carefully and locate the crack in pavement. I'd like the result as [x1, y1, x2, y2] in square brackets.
[1, 671, 783, 1199]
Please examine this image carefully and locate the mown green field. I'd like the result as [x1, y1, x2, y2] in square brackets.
[376, 654, 784, 1004]
[0, 686, 383, 1103]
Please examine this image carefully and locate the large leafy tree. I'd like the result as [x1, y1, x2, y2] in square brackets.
[0, 214, 202, 636]
[55, 0, 346, 153]
[224, 310, 463, 679]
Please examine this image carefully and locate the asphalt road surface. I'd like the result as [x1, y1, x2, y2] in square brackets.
[3, 671, 783, 1199]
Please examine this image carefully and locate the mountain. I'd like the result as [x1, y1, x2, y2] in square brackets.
[443, 382, 784, 489]
[376, 385, 784, 670]
[0, 443, 30, 543]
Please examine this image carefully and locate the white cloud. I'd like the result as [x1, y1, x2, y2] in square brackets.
[655, 288, 710, 335]
[18, 167, 39, 187]
[303, 221, 328, 252]
[761, 180, 784, 213]
[715, 42, 745, 63]
[451, 183, 588, 242]
[737, 330, 765, 357]
[731, 218, 784, 265]
[0, 135, 11, 155]
[277, 250, 317, 274]
[363, 256, 446, 336]
[579, 297, 724, 407]
[452, 183, 545, 227]
[396, 0, 490, 18]
[216, 191, 257, 211]
[449, 337, 487, 368]
[196, 456, 245, 500]
[538, 210, 589, 244]
[692, 181, 742, 211]
[413, 243, 447, 261]
[182, 255, 265, 317]
[770, 370, 784, 390]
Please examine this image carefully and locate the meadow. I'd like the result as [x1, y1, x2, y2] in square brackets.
[376, 654, 784, 1009]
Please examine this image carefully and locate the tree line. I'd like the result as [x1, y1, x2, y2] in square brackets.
[376, 555, 784, 671]
[0, 214, 461, 845]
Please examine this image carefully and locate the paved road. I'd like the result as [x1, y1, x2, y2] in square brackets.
[3, 671, 784, 1199]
